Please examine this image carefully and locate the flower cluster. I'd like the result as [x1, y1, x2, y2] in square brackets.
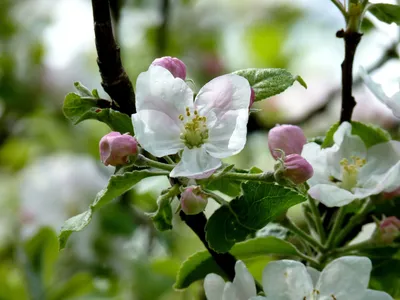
[204, 257, 392, 300]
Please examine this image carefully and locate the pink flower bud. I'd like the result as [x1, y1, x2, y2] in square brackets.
[383, 187, 400, 200]
[151, 56, 187, 80]
[379, 216, 400, 243]
[268, 125, 307, 160]
[283, 154, 314, 184]
[249, 88, 255, 107]
[99, 132, 138, 166]
[180, 186, 208, 215]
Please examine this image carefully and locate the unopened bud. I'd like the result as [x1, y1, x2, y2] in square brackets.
[283, 154, 313, 184]
[151, 56, 187, 80]
[383, 187, 400, 200]
[180, 186, 208, 215]
[250, 88, 255, 107]
[379, 216, 400, 244]
[268, 125, 307, 160]
[99, 132, 138, 166]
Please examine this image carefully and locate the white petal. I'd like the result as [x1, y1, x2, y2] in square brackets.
[328, 123, 367, 181]
[204, 274, 226, 300]
[308, 184, 357, 207]
[205, 109, 249, 158]
[195, 74, 251, 119]
[170, 147, 221, 178]
[387, 91, 400, 118]
[132, 110, 184, 157]
[232, 261, 257, 299]
[249, 297, 267, 300]
[136, 65, 194, 119]
[262, 260, 313, 300]
[363, 289, 393, 300]
[301, 143, 333, 186]
[306, 267, 320, 287]
[222, 282, 241, 300]
[358, 141, 400, 194]
[316, 256, 372, 300]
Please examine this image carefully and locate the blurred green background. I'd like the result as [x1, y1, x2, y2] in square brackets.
[1, 0, 399, 299]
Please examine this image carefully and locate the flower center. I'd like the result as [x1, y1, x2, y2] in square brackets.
[339, 156, 366, 191]
[179, 107, 209, 149]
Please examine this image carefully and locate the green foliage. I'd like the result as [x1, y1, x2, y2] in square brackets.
[368, 3, 400, 25]
[147, 193, 174, 231]
[205, 182, 306, 253]
[233, 68, 306, 102]
[47, 273, 94, 300]
[174, 236, 299, 289]
[322, 121, 391, 148]
[63, 92, 133, 134]
[59, 170, 167, 249]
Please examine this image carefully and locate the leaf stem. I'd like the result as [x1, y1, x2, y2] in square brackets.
[330, 0, 347, 20]
[325, 207, 346, 249]
[203, 189, 230, 206]
[308, 196, 326, 244]
[137, 154, 174, 171]
[282, 217, 325, 252]
[219, 171, 275, 182]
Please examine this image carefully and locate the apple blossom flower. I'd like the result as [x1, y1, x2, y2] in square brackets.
[180, 186, 208, 215]
[258, 256, 392, 300]
[132, 65, 251, 178]
[151, 56, 187, 80]
[302, 122, 400, 207]
[283, 154, 314, 184]
[360, 67, 400, 118]
[268, 125, 307, 160]
[204, 260, 257, 300]
[99, 132, 138, 166]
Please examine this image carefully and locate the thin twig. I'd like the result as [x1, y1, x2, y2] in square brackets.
[91, 0, 136, 115]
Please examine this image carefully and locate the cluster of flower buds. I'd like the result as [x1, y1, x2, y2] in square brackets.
[180, 186, 208, 215]
[99, 132, 138, 166]
[377, 216, 400, 244]
[268, 125, 313, 184]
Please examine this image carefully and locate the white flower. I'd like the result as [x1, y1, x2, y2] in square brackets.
[360, 67, 400, 118]
[259, 256, 392, 300]
[301, 122, 400, 207]
[132, 66, 250, 178]
[204, 260, 258, 300]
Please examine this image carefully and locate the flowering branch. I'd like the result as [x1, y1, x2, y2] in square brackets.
[91, 0, 136, 115]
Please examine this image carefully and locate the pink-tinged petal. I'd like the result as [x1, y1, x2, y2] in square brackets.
[283, 154, 314, 184]
[194, 74, 251, 119]
[205, 109, 249, 158]
[151, 56, 187, 80]
[132, 110, 184, 157]
[170, 146, 221, 178]
[135, 66, 194, 120]
[99, 132, 138, 166]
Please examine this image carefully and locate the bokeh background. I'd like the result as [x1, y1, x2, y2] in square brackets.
[1, 0, 399, 299]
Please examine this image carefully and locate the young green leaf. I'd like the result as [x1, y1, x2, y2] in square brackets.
[147, 194, 173, 231]
[174, 236, 299, 289]
[368, 3, 400, 25]
[59, 170, 167, 249]
[205, 182, 306, 253]
[233, 68, 306, 102]
[63, 93, 133, 134]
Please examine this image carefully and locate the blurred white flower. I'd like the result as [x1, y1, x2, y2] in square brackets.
[302, 122, 400, 207]
[19, 153, 109, 238]
[132, 65, 251, 178]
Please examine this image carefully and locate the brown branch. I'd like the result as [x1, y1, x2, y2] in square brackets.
[337, 29, 362, 123]
[91, 0, 136, 115]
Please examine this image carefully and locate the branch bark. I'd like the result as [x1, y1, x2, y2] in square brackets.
[91, 0, 136, 115]
[337, 29, 362, 123]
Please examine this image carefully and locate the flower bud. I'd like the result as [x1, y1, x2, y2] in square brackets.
[268, 125, 307, 160]
[99, 132, 138, 166]
[378, 216, 400, 243]
[283, 154, 314, 184]
[180, 186, 208, 215]
[151, 56, 187, 80]
[249, 88, 255, 107]
[383, 187, 400, 200]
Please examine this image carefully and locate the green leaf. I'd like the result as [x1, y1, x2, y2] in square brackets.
[368, 3, 400, 25]
[24, 227, 59, 288]
[59, 170, 166, 249]
[174, 236, 299, 289]
[48, 273, 93, 300]
[73, 82, 92, 97]
[233, 68, 306, 102]
[205, 182, 306, 253]
[63, 93, 133, 134]
[321, 121, 391, 148]
[147, 194, 173, 231]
